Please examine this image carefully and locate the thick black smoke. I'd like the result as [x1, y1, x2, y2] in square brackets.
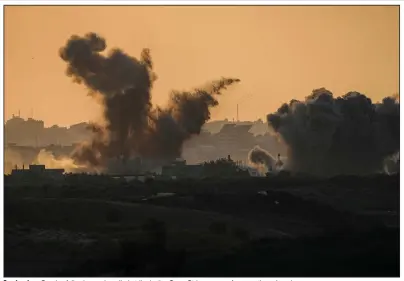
[267, 88, 399, 177]
[59, 33, 240, 169]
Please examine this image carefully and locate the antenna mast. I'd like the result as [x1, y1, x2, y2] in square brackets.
[237, 104, 239, 122]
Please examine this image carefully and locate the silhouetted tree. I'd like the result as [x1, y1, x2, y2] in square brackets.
[203, 156, 248, 178]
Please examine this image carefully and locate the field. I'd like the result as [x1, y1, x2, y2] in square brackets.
[4, 174, 400, 277]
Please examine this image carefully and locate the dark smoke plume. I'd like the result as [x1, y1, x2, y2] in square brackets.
[267, 88, 399, 177]
[59, 33, 240, 169]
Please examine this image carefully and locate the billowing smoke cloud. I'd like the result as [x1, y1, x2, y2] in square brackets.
[4, 147, 24, 174]
[248, 145, 276, 172]
[34, 149, 87, 173]
[59, 33, 240, 170]
[384, 152, 400, 175]
[4, 148, 87, 174]
[267, 88, 399, 177]
[248, 145, 286, 174]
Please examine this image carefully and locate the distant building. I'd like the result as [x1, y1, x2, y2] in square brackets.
[11, 164, 65, 180]
[5, 116, 45, 146]
[4, 116, 91, 146]
[161, 159, 204, 179]
[216, 124, 253, 146]
[213, 124, 255, 159]
[162, 155, 253, 179]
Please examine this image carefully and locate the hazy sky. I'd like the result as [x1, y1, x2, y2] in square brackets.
[5, 6, 399, 127]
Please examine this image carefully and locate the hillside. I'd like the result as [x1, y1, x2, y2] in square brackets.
[4, 174, 399, 277]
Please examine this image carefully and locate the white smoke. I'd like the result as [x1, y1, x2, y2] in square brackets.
[4, 147, 24, 174]
[33, 149, 87, 173]
[247, 145, 286, 175]
[384, 152, 400, 175]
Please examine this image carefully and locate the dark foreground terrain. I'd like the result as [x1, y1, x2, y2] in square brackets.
[4, 173, 399, 277]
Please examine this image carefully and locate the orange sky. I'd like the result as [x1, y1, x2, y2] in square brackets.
[4, 5, 399, 127]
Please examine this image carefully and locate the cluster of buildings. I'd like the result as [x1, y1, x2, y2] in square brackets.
[7, 154, 266, 182]
[5, 115, 90, 147]
[183, 123, 285, 164]
[5, 116, 288, 180]
[5, 116, 286, 163]
[160, 156, 261, 179]
[10, 164, 65, 180]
